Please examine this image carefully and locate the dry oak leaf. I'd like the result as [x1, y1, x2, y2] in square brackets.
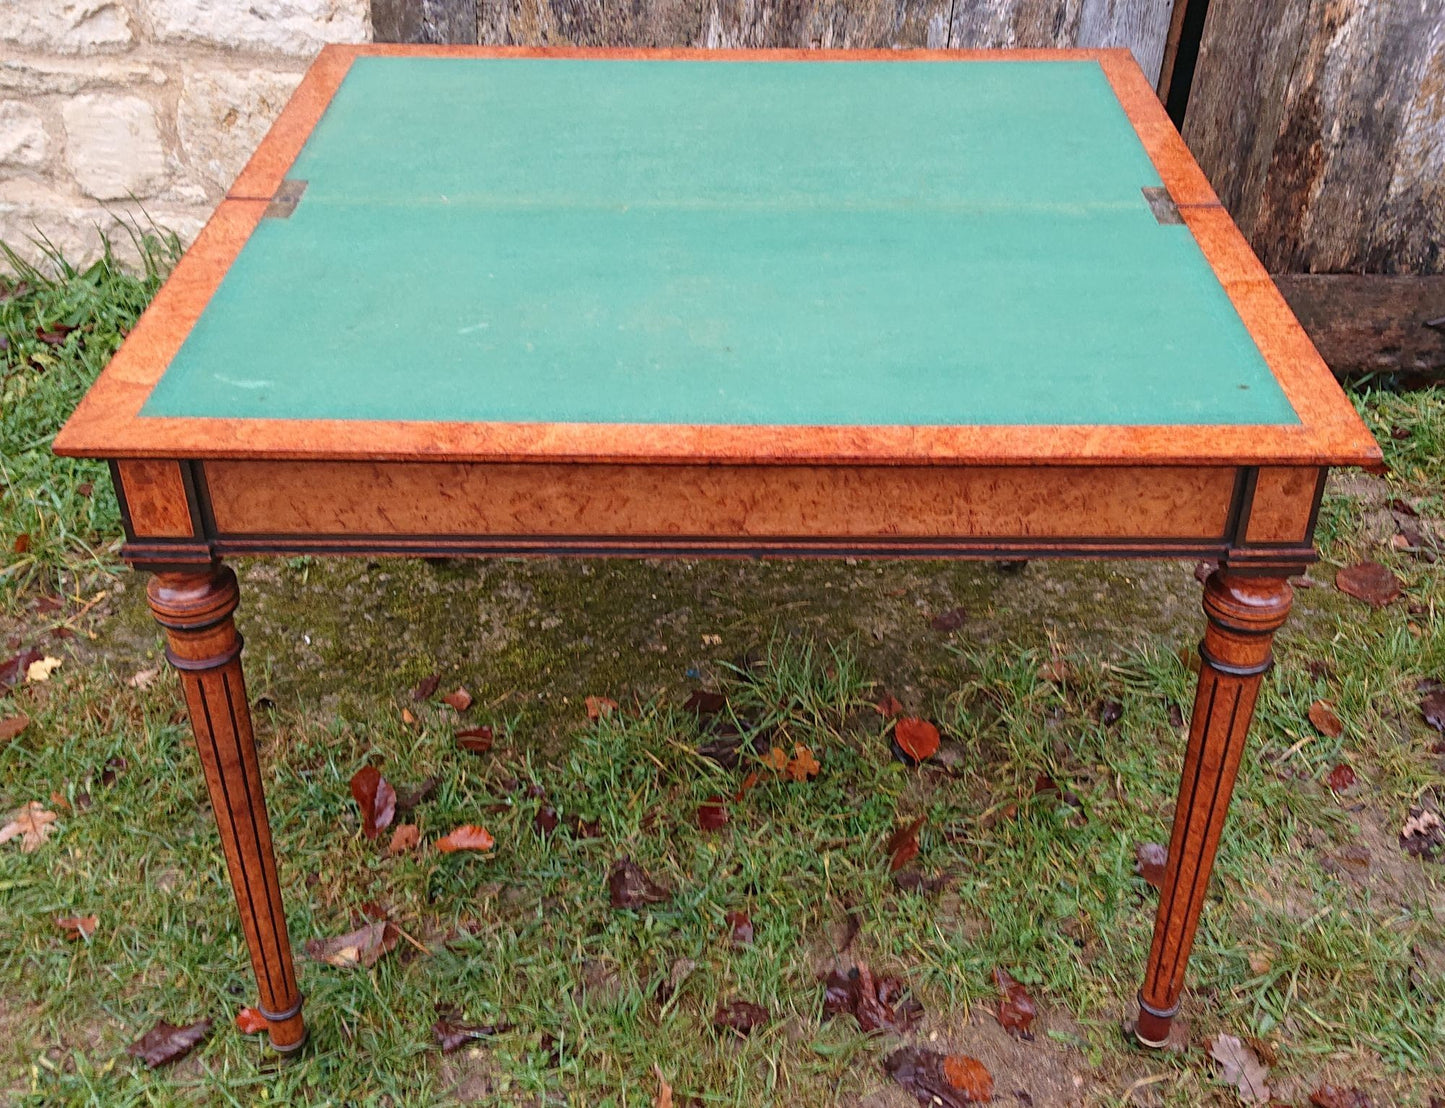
[785, 743, 821, 781]
[306, 920, 399, 968]
[388, 823, 420, 855]
[761, 746, 790, 773]
[0, 802, 58, 852]
[713, 998, 769, 1036]
[1208, 1033, 1270, 1105]
[823, 962, 923, 1034]
[1136, 842, 1168, 890]
[1334, 562, 1402, 608]
[993, 967, 1037, 1037]
[411, 673, 441, 700]
[456, 725, 495, 753]
[26, 656, 62, 683]
[1309, 700, 1344, 738]
[885, 815, 926, 873]
[885, 1047, 994, 1106]
[127, 1018, 212, 1068]
[1310, 1084, 1371, 1108]
[55, 914, 97, 941]
[1400, 808, 1445, 859]
[586, 695, 619, 721]
[441, 686, 473, 711]
[436, 824, 495, 853]
[234, 1007, 268, 1034]
[349, 766, 396, 841]
[609, 858, 672, 909]
[894, 717, 940, 764]
[0, 714, 29, 745]
[1327, 763, 1357, 792]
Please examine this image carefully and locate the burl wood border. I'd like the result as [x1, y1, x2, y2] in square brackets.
[52, 45, 1380, 472]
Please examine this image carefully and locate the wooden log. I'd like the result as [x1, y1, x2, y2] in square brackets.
[1274, 274, 1445, 384]
[373, 0, 478, 43]
[1185, 0, 1445, 275]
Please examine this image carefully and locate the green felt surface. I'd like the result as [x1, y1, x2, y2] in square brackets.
[142, 57, 1298, 428]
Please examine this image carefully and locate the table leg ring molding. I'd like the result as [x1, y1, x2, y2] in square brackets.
[1135, 993, 1178, 1048]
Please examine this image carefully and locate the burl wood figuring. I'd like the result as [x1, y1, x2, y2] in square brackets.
[52, 48, 1384, 1054]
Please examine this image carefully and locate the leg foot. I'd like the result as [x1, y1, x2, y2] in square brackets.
[1135, 570, 1292, 1047]
[148, 565, 306, 1053]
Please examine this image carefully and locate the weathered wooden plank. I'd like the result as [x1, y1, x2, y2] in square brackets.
[373, 0, 478, 43]
[1077, 0, 1176, 85]
[701, 0, 951, 49]
[1275, 275, 1445, 383]
[1186, 0, 1445, 275]
[949, 0, 1082, 48]
[479, 0, 706, 47]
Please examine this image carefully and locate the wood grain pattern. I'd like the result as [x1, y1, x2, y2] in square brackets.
[374, 0, 479, 44]
[1077, 0, 1176, 85]
[1243, 465, 1318, 545]
[1185, 0, 1445, 275]
[147, 566, 306, 1053]
[115, 459, 193, 538]
[1275, 275, 1445, 383]
[201, 460, 1238, 540]
[1136, 570, 1293, 1047]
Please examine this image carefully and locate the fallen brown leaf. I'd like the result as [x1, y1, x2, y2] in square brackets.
[885, 816, 926, 873]
[930, 606, 967, 632]
[0, 647, 44, 693]
[235, 1007, 267, 1034]
[823, 962, 922, 1033]
[127, 668, 160, 690]
[1400, 808, 1444, 859]
[697, 796, 729, 832]
[456, 725, 495, 753]
[1422, 688, 1445, 732]
[0, 714, 29, 745]
[876, 693, 904, 717]
[725, 910, 753, 947]
[432, 1005, 502, 1052]
[609, 858, 671, 908]
[653, 1063, 673, 1108]
[785, 743, 820, 781]
[993, 967, 1037, 1037]
[388, 823, 420, 855]
[26, 656, 61, 682]
[1136, 842, 1168, 889]
[349, 766, 396, 841]
[0, 802, 58, 852]
[13, 533, 30, 554]
[1036, 657, 1072, 685]
[1098, 699, 1124, 727]
[1327, 763, 1357, 792]
[1334, 562, 1402, 608]
[885, 1047, 993, 1105]
[760, 746, 789, 772]
[441, 687, 473, 712]
[1208, 1033, 1270, 1104]
[894, 717, 940, 764]
[127, 1018, 212, 1068]
[55, 914, 97, 941]
[534, 804, 559, 835]
[682, 689, 726, 715]
[411, 673, 440, 700]
[306, 920, 399, 968]
[713, 999, 769, 1035]
[436, 824, 495, 854]
[1310, 1084, 1371, 1108]
[1309, 700, 1344, 738]
[586, 695, 618, 721]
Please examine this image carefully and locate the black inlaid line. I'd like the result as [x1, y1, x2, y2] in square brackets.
[199, 679, 279, 1003]
[223, 669, 295, 999]
[1161, 683, 1243, 991]
[1147, 674, 1217, 997]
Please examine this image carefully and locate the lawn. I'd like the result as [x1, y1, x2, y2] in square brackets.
[2, 244, 1443, 1107]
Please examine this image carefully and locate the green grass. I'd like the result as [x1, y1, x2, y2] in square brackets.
[1, 242, 1443, 1105]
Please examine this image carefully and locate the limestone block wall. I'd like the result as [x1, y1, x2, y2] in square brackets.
[0, 1, 370, 266]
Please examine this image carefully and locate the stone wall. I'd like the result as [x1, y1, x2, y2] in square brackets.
[0, 0, 370, 267]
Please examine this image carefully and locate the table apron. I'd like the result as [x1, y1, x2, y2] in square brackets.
[109, 459, 1325, 568]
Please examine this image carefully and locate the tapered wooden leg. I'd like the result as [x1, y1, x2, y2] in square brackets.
[147, 565, 306, 1053]
[1135, 569, 1293, 1047]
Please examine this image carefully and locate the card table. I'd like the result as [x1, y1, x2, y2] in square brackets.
[54, 44, 1382, 1054]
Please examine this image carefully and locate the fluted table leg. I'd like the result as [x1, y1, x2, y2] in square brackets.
[1135, 569, 1293, 1047]
[147, 564, 306, 1053]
